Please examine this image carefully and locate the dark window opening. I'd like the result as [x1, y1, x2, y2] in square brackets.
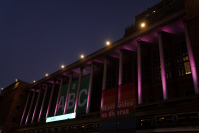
[185, 90, 195, 96]
[122, 62, 131, 84]
[19, 95, 23, 100]
[150, 97, 154, 102]
[153, 51, 161, 83]
[134, 59, 138, 87]
[143, 99, 146, 104]
[16, 106, 20, 111]
[142, 55, 149, 85]
[106, 67, 116, 89]
[12, 118, 16, 122]
[159, 96, 163, 101]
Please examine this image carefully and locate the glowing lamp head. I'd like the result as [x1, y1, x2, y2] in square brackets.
[61, 65, 64, 68]
[1, 88, 3, 90]
[81, 55, 84, 59]
[106, 41, 110, 45]
[46, 74, 48, 77]
[33, 80, 35, 83]
[141, 23, 145, 28]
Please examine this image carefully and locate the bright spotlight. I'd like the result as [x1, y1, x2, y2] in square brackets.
[33, 80, 35, 83]
[141, 23, 145, 28]
[106, 41, 110, 45]
[61, 65, 64, 68]
[81, 55, 84, 58]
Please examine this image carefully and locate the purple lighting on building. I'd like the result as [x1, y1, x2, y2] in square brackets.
[183, 21, 199, 94]
[45, 106, 49, 119]
[86, 90, 90, 113]
[158, 30, 168, 100]
[25, 112, 29, 124]
[137, 41, 142, 104]
[31, 108, 36, 123]
[38, 103, 43, 122]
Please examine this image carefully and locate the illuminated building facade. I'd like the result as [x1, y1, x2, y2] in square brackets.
[1, 0, 199, 133]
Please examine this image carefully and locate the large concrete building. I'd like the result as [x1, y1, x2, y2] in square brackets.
[0, 0, 199, 133]
[0, 80, 30, 133]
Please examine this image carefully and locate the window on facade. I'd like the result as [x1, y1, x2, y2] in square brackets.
[142, 55, 149, 85]
[185, 90, 195, 96]
[153, 51, 161, 82]
[106, 67, 116, 89]
[150, 97, 153, 102]
[164, 47, 171, 80]
[92, 73, 103, 99]
[19, 95, 23, 100]
[134, 59, 138, 87]
[174, 40, 191, 76]
[159, 95, 163, 101]
[143, 99, 147, 104]
[184, 61, 191, 74]
[12, 118, 16, 122]
[174, 92, 179, 98]
[166, 72, 171, 79]
[16, 106, 20, 111]
[122, 62, 131, 84]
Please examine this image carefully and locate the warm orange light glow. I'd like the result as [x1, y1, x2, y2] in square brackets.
[81, 55, 84, 58]
[1, 88, 3, 90]
[106, 41, 110, 45]
[141, 23, 145, 27]
[46, 74, 48, 76]
[61, 65, 64, 68]
[33, 80, 35, 83]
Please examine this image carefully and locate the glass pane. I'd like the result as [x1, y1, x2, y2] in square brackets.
[183, 56, 189, 61]
[166, 73, 169, 79]
[184, 61, 191, 74]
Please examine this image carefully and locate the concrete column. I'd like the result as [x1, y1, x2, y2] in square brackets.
[38, 85, 48, 122]
[46, 80, 56, 119]
[86, 63, 94, 114]
[158, 30, 168, 100]
[137, 41, 142, 104]
[63, 72, 73, 114]
[25, 89, 36, 124]
[102, 57, 108, 90]
[74, 67, 83, 113]
[183, 21, 199, 94]
[20, 91, 31, 125]
[54, 77, 64, 116]
[119, 50, 123, 86]
[31, 87, 42, 123]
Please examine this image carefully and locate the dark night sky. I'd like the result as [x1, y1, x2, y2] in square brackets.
[0, 0, 162, 92]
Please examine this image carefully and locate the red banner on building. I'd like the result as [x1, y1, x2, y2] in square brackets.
[100, 82, 135, 120]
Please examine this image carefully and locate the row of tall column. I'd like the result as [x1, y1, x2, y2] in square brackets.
[20, 64, 95, 125]
[137, 21, 198, 104]
[20, 21, 198, 125]
[102, 21, 198, 105]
